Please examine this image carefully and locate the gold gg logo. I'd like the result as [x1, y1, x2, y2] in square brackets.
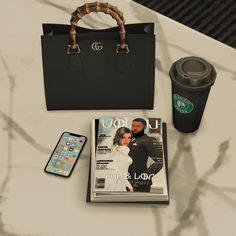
[91, 42, 103, 51]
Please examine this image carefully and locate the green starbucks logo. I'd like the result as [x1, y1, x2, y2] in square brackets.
[173, 94, 194, 114]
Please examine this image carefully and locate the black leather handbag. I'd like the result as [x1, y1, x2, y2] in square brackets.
[41, 2, 155, 110]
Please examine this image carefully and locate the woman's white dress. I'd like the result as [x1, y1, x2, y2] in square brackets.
[105, 146, 133, 191]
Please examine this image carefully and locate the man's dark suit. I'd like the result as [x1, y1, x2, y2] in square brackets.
[128, 134, 163, 192]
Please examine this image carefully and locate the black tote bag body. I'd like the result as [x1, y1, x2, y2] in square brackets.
[41, 3, 155, 110]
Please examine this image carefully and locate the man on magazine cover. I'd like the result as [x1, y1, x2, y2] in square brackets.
[128, 118, 163, 192]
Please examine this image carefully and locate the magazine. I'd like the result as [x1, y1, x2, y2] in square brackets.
[88, 117, 169, 203]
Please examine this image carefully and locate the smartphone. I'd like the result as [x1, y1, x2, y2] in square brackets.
[44, 132, 87, 177]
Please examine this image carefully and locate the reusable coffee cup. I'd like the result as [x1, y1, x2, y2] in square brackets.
[169, 56, 217, 133]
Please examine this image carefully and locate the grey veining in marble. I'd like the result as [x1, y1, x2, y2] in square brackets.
[202, 182, 236, 208]
[167, 139, 231, 236]
[36, 0, 72, 13]
[36, 0, 115, 28]
[0, 111, 51, 154]
[0, 50, 15, 236]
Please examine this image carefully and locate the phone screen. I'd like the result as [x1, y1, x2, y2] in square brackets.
[44, 132, 87, 177]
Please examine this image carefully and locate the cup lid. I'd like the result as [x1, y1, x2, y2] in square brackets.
[169, 57, 217, 91]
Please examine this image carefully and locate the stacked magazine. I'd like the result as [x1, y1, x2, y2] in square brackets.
[87, 117, 169, 203]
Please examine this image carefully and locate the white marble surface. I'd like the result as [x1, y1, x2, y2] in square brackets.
[0, 0, 236, 236]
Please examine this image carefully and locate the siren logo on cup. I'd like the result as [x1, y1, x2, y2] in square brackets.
[173, 94, 194, 114]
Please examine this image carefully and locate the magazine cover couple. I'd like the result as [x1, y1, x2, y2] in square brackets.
[97, 117, 163, 193]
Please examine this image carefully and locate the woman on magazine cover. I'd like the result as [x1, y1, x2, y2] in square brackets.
[106, 127, 134, 192]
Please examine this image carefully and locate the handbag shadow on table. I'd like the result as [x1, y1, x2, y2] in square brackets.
[41, 2, 155, 110]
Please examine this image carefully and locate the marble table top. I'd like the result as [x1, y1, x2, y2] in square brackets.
[0, 0, 236, 236]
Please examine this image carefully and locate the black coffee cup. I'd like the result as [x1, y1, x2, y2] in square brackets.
[169, 56, 217, 133]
